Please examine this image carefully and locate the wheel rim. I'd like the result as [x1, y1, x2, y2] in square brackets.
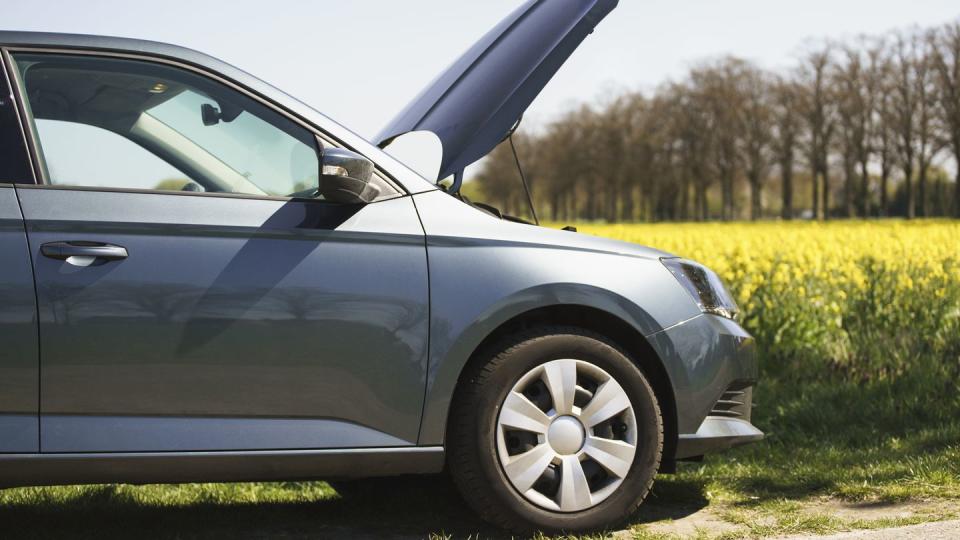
[495, 359, 638, 513]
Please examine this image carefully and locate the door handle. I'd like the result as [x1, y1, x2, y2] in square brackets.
[41, 241, 129, 264]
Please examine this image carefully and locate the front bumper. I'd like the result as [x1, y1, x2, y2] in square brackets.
[646, 314, 764, 459]
[676, 416, 764, 459]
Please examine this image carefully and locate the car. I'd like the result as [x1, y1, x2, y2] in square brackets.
[0, 0, 762, 533]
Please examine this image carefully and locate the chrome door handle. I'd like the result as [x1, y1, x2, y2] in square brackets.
[41, 241, 129, 263]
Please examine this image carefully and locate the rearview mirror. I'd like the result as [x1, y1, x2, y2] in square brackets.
[318, 148, 379, 204]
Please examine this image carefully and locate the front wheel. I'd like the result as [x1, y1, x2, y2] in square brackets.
[447, 327, 663, 533]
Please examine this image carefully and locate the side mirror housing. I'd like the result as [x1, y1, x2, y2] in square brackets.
[318, 148, 380, 204]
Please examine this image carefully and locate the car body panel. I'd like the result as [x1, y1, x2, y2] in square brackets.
[376, 0, 619, 180]
[16, 186, 428, 451]
[645, 313, 758, 434]
[410, 190, 703, 444]
[0, 186, 39, 452]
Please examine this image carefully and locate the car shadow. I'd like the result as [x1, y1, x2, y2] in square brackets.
[0, 476, 709, 539]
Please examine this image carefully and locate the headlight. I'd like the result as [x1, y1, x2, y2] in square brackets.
[661, 258, 739, 320]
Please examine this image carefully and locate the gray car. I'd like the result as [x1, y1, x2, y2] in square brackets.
[0, 0, 761, 533]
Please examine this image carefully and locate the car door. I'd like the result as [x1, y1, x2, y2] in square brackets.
[0, 57, 38, 453]
[6, 50, 429, 453]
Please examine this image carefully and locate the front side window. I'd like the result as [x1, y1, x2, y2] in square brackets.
[11, 53, 320, 198]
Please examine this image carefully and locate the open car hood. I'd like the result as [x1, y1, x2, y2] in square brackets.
[374, 0, 618, 182]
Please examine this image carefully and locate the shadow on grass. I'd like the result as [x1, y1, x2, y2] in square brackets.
[0, 476, 711, 540]
[0, 483, 484, 540]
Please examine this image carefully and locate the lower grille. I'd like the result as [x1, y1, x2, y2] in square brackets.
[710, 384, 753, 421]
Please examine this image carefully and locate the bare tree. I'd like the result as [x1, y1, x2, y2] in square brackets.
[472, 18, 960, 222]
[740, 66, 774, 220]
[890, 32, 922, 219]
[874, 48, 898, 216]
[834, 42, 880, 217]
[914, 31, 944, 217]
[798, 46, 836, 219]
[771, 77, 802, 219]
[670, 81, 714, 220]
[692, 58, 748, 220]
[930, 21, 960, 217]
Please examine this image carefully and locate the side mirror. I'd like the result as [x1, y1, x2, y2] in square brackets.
[318, 148, 380, 204]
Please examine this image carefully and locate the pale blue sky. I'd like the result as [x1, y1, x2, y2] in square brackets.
[4, 0, 959, 142]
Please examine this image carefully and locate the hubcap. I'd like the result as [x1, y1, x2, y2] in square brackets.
[495, 359, 638, 513]
[547, 416, 585, 455]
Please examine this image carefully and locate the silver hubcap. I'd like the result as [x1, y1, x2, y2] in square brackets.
[495, 359, 638, 513]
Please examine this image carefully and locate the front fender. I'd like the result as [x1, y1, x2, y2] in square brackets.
[411, 190, 701, 445]
[418, 284, 666, 445]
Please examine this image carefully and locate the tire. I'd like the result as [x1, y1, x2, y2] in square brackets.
[447, 326, 663, 533]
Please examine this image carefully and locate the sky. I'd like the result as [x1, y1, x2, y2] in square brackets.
[3, 0, 959, 178]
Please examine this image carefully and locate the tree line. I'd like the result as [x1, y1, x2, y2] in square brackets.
[473, 20, 960, 222]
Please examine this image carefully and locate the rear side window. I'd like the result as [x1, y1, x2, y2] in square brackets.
[0, 61, 33, 183]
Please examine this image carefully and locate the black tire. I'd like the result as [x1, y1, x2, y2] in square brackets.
[447, 326, 663, 533]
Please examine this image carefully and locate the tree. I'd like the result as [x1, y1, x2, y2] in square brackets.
[890, 32, 921, 219]
[874, 47, 898, 216]
[771, 78, 802, 219]
[691, 58, 747, 220]
[914, 31, 943, 217]
[740, 66, 774, 220]
[470, 18, 960, 222]
[668, 82, 713, 220]
[834, 42, 879, 217]
[798, 47, 836, 219]
[930, 22, 960, 217]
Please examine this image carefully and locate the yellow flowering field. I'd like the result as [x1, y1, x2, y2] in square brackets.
[577, 220, 960, 379]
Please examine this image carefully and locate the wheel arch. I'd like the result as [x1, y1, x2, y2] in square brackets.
[442, 304, 679, 472]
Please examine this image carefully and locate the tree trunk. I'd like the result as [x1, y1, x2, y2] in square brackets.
[606, 186, 617, 222]
[821, 164, 831, 220]
[750, 174, 761, 221]
[695, 182, 706, 221]
[680, 176, 689, 221]
[724, 174, 735, 221]
[585, 186, 596, 221]
[859, 159, 870, 217]
[956, 167, 960, 219]
[781, 162, 793, 220]
[918, 165, 928, 218]
[843, 156, 855, 218]
[812, 167, 820, 220]
[622, 185, 634, 222]
[904, 162, 915, 219]
[880, 170, 890, 218]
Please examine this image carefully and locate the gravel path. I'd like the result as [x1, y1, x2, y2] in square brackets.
[780, 519, 960, 539]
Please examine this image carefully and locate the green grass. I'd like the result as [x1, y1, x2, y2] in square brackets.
[671, 374, 960, 504]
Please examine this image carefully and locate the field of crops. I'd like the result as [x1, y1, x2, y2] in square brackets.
[577, 220, 960, 381]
